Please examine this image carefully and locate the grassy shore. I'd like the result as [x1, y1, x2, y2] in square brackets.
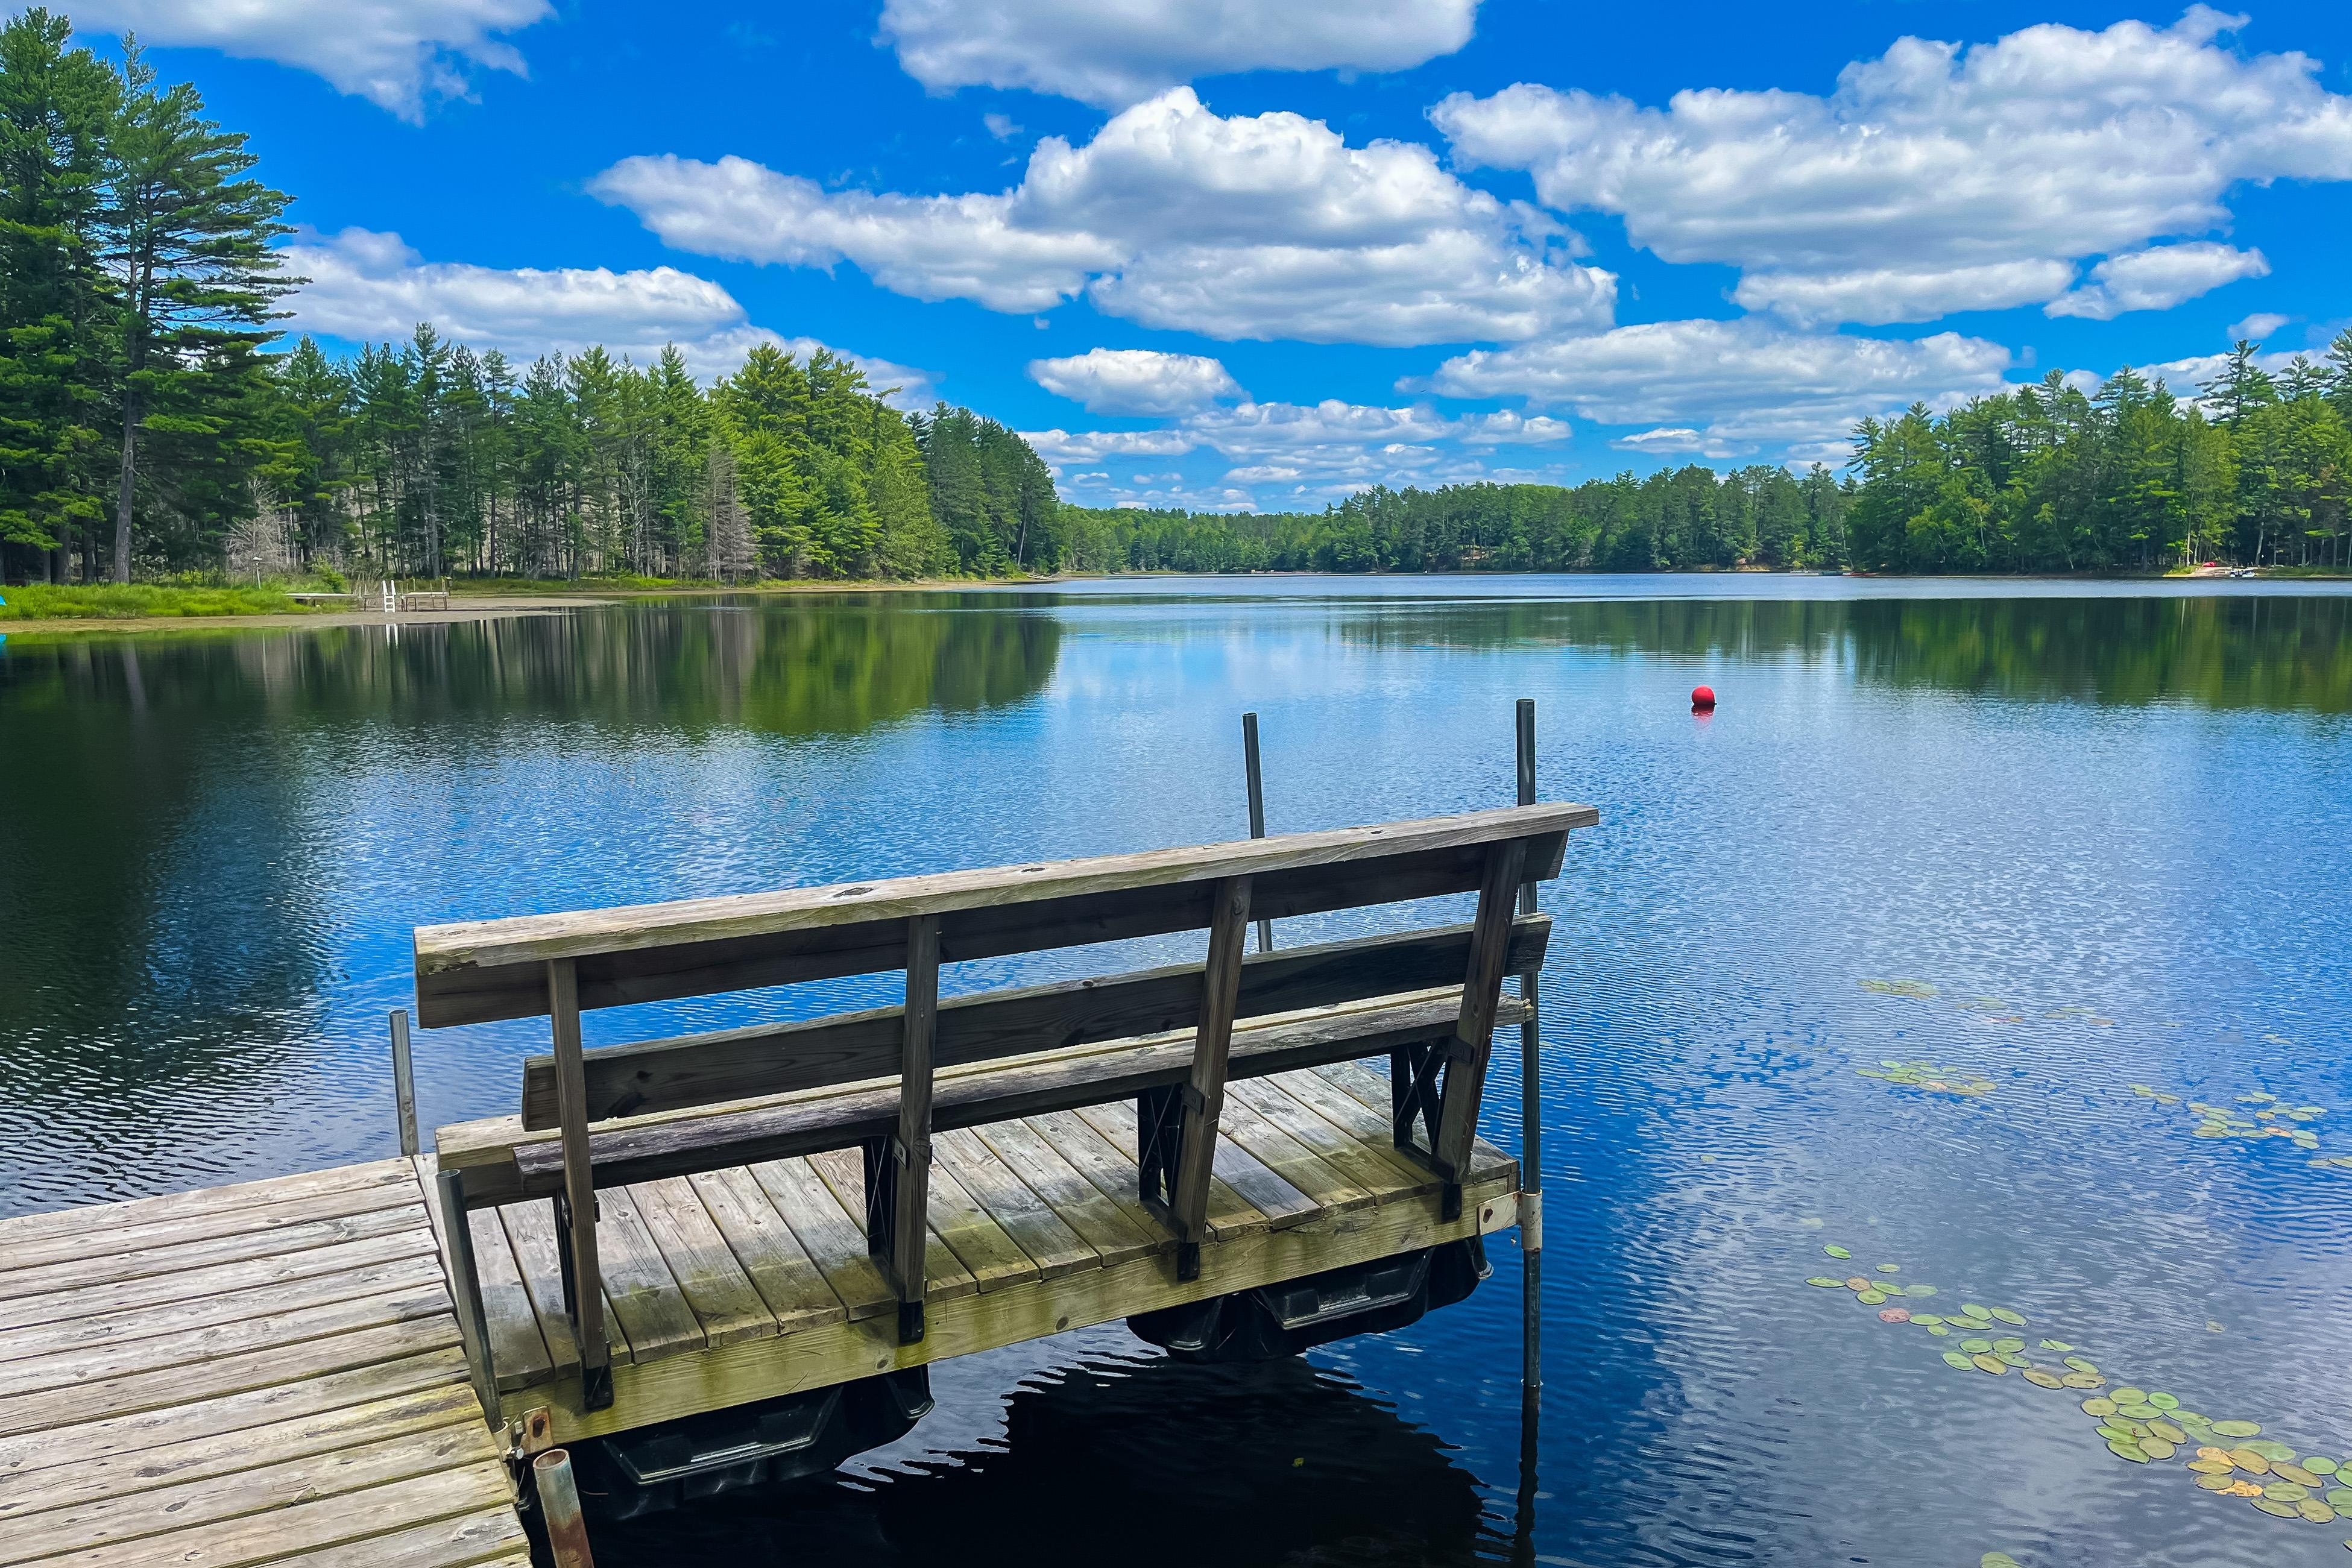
[0, 583, 324, 620]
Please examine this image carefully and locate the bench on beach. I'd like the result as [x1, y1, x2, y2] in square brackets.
[414, 802, 1593, 1415]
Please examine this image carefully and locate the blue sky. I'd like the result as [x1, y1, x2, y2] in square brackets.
[60, 0, 2352, 511]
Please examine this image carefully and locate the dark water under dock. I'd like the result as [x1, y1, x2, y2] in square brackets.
[4, 577, 2351, 1567]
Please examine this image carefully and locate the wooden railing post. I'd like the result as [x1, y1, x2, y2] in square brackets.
[546, 958, 612, 1410]
[1140, 875, 1251, 1282]
[865, 915, 939, 1344]
[437, 1166, 501, 1425]
[1430, 838, 1528, 1220]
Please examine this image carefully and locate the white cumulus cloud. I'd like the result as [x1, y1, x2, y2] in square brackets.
[279, 228, 938, 402]
[1029, 348, 1244, 414]
[71, 0, 550, 120]
[1433, 8, 2352, 326]
[880, 0, 1480, 108]
[2044, 242, 2270, 320]
[1422, 318, 2014, 455]
[594, 88, 1613, 347]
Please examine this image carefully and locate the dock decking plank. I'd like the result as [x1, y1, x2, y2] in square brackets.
[587, 1187, 705, 1363]
[409, 1159, 552, 1397]
[0, 1205, 432, 1304]
[969, 1119, 1159, 1269]
[1070, 1099, 1316, 1235]
[686, 1167, 845, 1335]
[933, 1130, 1099, 1283]
[910, 1157, 1044, 1294]
[0, 1253, 447, 1367]
[1211, 1089, 1379, 1215]
[0, 1383, 481, 1523]
[1313, 1062, 1518, 1182]
[1017, 1112, 1181, 1258]
[0, 1422, 500, 1567]
[0, 1162, 418, 1250]
[1259, 1068, 1445, 1197]
[0, 1182, 427, 1273]
[1, 1230, 444, 1335]
[1230, 1077, 1425, 1204]
[259, 1514, 530, 1568]
[0, 1347, 471, 1481]
[804, 1148, 979, 1302]
[494, 1200, 597, 1371]
[629, 1177, 775, 1349]
[746, 1158, 893, 1322]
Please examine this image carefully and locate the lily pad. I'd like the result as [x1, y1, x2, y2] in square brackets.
[1961, 1338, 1996, 1354]
[2275, 1463, 2323, 1488]
[1990, 1307, 2026, 1326]
[2327, 1487, 2352, 1509]
[1971, 1353, 2008, 1375]
[2141, 1437, 2178, 1460]
[1959, 1304, 1993, 1322]
[2196, 1472, 2237, 1491]
[2250, 1497, 2298, 1518]
[2189, 1458, 2236, 1475]
[1981, 1555, 2020, 1568]
[1807, 1277, 1847, 1288]
[1926, 1324, 1950, 1336]
[1846, 1276, 1872, 1290]
[1904, 1284, 1938, 1298]
[1878, 1308, 1911, 1323]
[2064, 1357, 2099, 1375]
[2081, 1397, 2118, 1417]
[1875, 1263, 1900, 1274]
[2040, 1340, 2074, 1352]
[2148, 1420, 2187, 1444]
[1993, 1337, 2026, 1354]
[2148, 1392, 2179, 1410]
[1824, 1245, 1851, 1259]
[2263, 1481, 2310, 1503]
[2111, 1386, 2148, 1403]
[2229, 1449, 2272, 1476]
[2212, 1419, 2261, 1438]
[1911, 1314, 1944, 1326]
[2294, 1498, 2333, 1523]
[2244, 1440, 2297, 1463]
[2108, 1440, 2150, 1463]
[1943, 1350, 1975, 1371]
[1857, 1289, 1888, 1305]
[2061, 1373, 2104, 1390]
[2119, 1403, 2161, 1420]
[2022, 1368, 2063, 1389]
[2304, 1456, 2339, 1476]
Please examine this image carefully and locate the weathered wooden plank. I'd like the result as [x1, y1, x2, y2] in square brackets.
[1017, 1113, 1179, 1258]
[0, 1204, 431, 1303]
[746, 1158, 892, 1323]
[1211, 1086, 1378, 1216]
[804, 1148, 979, 1301]
[260, 1512, 529, 1568]
[1255, 1069, 1443, 1198]
[1433, 839, 1527, 1181]
[511, 1176, 1519, 1445]
[545, 957, 611, 1395]
[415, 804, 1588, 1026]
[0, 1347, 473, 1479]
[932, 1130, 1097, 1283]
[588, 1186, 704, 1364]
[629, 1177, 774, 1349]
[1, 1229, 443, 1335]
[478, 991, 1525, 1206]
[411, 1155, 549, 1397]
[1163, 875, 1253, 1262]
[0, 1161, 418, 1250]
[24, 1461, 514, 1568]
[1312, 1062, 1519, 1184]
[912, 1160, 1038, 1294]
[685, 1167, 845, 1336]
[971, 1119, 1158, 1270]
[0, 1422, 502, 1566]
[0, 1182, 427, 1274]
[520, 916, 1552, 1127]
[1074, 1099, 1316, 1235]
[0, 1315, 461, 1440]
[0, 1253, 447, 1367]
[1229, 1077, 1422, 1205]
[879, 913, 941, 1321]
[494, 1201, 597, 1373]
[0, 1382, 480, 1522]
[5, 1282, 453, 1399]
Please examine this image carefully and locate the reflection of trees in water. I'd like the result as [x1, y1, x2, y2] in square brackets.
[1311, 596, 2352, 713]
[593, 1353, 1492, 1568]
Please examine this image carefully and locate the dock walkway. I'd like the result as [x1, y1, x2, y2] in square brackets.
[0, 1157, 525, 1568]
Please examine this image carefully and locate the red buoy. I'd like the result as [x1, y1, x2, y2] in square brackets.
[1691, 684, 1717, 711]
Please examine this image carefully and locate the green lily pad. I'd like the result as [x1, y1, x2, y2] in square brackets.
[2304, 1456, 2339, 1475]
[1875, 1263, 1900, 1274]
[2064, 1357, 2099, 1374]
[1925, 1324, 1950, 1336]
[1943, 1350, 1975, 1371]
[1824, 1245, 1851, 1259]
[2293, 1498, 2333, 1523]
[1857, 1290, 1887, 1304]
[2111, 1387, 2148, 1403]
[2081, 1397, 2118, 1417]
[1990, 1307, 2026, 1326]
[2324, 1487, 2352, 1508]
[2196, 1471, 2237, 1491]
[1992, 1337, 2025, 1354]
[1971, 1353, 2008, 1375]
[2022, 1368, 2063, 1389]
[2119, 1403, 2161, 1420]
[2213, 1420, 2262, 1438]
[2148, 1392, 2179, 1410]
[2141, 1437, 2178, 1460]
[2148, 1420, 2187, 1444]
[2189, 1458, 2236, 1475]
[1999, 1352, 2032, 1368]
[1904, 1284, 1938, 1298]
[2040, 1340, 2074, 1352]
[2107, 1440, 2150, 1463]
[1911, 1314, 1944, 1326]
[1959, 1304, 1993, 1321]
[1806, 1277, 1847, 1288]
[2245, 1440, 2298, 1463]
[2061, 1373, 2104, 1390]
[1981, 1555, 2020, 1568]
[2250, 1497, 2298, 1518]
[2265, 1481, 2311, 1503]
[1961, 1338, 1995, 1354]
[2274, 1463, 2323, 1487]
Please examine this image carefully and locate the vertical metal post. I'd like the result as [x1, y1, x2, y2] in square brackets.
[389, 1009, 418, 1158]
[1515, 697, 1543, 1399]
[533, 1449, 598, 1568]
[1241, 711, 1274, 954]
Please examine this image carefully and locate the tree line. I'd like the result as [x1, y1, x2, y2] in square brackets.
[0, 9, 1060, 585]
[1065, 344, 2352, 577]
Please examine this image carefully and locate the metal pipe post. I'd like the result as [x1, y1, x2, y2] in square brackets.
[1515, 697, 1543, 1397]
[389, 1009, 418, 1157]
[532, 1449, 598, 1568]
[1241, 711, 1275, 953]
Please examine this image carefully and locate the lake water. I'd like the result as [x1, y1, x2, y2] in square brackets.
[4, 576, 2350, 1567]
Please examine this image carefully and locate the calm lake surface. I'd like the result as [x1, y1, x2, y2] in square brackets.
[4, 576, 2351, 1567]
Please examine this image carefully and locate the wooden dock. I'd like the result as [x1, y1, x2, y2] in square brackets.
[0, 1157, 525, 1568]
[438, 1058, 1519, 1443]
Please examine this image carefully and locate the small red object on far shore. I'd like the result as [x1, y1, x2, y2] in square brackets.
[1691, 684, 1717, 711]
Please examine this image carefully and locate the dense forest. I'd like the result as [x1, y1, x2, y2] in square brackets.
[1065, 348, 2352, 577]
[0, 10, 1059, 585]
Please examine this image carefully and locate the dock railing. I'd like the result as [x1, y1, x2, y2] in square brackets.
[414, 798, 1592, 1417]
